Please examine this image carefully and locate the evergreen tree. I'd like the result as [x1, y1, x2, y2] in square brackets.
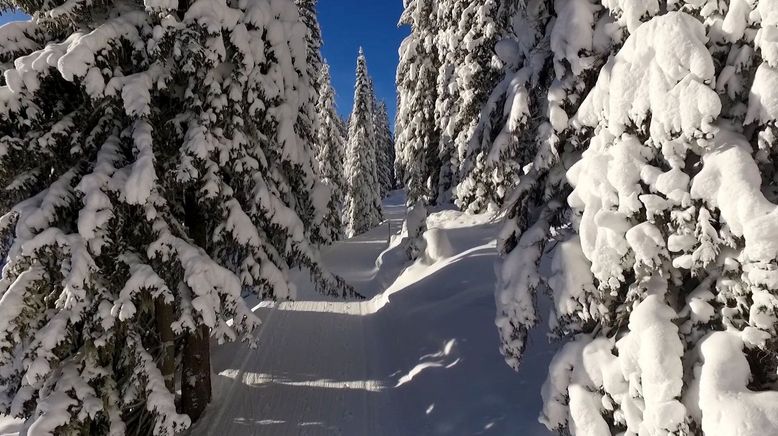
[495, 1, 778, 433]
[315, 63, 346, 240]
[433, 0, 463, 204]
[452, 0, 517, 214]
[344, 49, 382, 237]
[374, 101, 396, 197]
[294, 0, 335, 245]
[396, 0, 442, 207]
[494, 0, 610, 369]
[397, 0, 524, 212]
[0, 0, 351, 434]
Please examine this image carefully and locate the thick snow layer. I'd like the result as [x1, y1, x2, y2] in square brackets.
[577, 12, 721, 141]
[696, 331, 778, 435]
[547, 236, 597, 327]
[194, 192, 555, 435]
[551, 0, 600, 76]
[692, 128, 778, 262]
[745, 63, 778, 125]
[0, 416, 23, 436]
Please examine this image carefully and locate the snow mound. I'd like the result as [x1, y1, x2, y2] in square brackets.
[422, 228, 454, 263]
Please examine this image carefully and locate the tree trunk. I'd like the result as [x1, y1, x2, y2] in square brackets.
[181, 324, 211, 422]
[155, 298, 176, 391]
[181, 190, 212, 422]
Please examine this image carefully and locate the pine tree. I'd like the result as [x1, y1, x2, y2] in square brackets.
[315, 63, 347, 240]
[344, 49, 383, 237]
[452, 0, 519, 214]
[433, 0, 463, 204]
[0, 0, 351, 433]
[494, 0, 610, 369]
[495, 1, 778, 434]
[396, 0, 442, 207]
[294, 0, 335, 245]
[374, 101, 396, 197]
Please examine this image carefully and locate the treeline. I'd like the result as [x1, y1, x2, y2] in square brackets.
[0, 0, 390, 435]
[396, 0, 778, 434]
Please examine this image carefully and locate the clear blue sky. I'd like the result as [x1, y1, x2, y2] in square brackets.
[318, 1, 407, 125]
[0, 3, 407, 125]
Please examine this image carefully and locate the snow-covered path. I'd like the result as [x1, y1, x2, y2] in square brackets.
[195, 191, 555, 435]
[198, 193, 406, 436]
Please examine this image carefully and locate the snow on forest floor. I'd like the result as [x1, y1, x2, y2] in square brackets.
[0, 417, 23, 436]
[193, 191, 556, 435]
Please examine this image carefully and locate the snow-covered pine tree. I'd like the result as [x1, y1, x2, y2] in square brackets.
[495, 1, 778, 434]
[493, 0, 614, 370]
[432, 0, 463, 204]
[369, 84, 387, 198]
[452, 0, 522, 214]
[344, 49, 382, 237]
[315, 63, 346, 240]
[0, 0, 351, 434]
[374, 101, 396, 197]
[294, 0, 337, 246]
[396, 0, 442, 207]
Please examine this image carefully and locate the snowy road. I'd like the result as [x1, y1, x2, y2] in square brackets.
[195, 191, 555, 436]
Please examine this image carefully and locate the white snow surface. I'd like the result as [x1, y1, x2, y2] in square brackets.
[189, 191, 556, 435]
[0, 417, 22, 436]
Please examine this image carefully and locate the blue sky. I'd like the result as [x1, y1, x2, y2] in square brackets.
[318, 1, 407, 124]
[0, 3, 407, 124]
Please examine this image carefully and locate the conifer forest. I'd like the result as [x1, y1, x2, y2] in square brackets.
[0, 1, 777, 435]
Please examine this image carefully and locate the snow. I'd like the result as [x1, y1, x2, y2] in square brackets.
[691, 128, 778, 262]
[547, 236, 596, 329]
[0, 417, 23, 436]
[577, 12, 720, 141]
[124, 120, 157, 206]
[745, 63, 778, 125]
[551, 0, 600, 76]
[697, 331, 778, 436]
[193, 191, 555, 435]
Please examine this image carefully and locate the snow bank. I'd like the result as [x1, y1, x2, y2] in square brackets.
[422, 229, 454, 263]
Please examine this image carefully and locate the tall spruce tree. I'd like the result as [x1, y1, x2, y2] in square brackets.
[494, 0, 611, 370]
[315, 63, 346, 239]
[374, 101, 396, 197]
[494, 1, 778, 434]
[396, 0, 442, 207]
[433, 0, 463, 204]
[344, 49, 382, 237]
[452, 0, 517, 214]
[294, 0, 336, 245]
[0, 0, 351, 434]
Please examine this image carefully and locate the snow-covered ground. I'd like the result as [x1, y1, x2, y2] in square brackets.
[0, 417, 23, 436]
[194, 191, 555, 435]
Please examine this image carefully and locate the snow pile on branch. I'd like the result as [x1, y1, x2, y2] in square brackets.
[577, 12, 720, 140]
[697, 331, 778, 434]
